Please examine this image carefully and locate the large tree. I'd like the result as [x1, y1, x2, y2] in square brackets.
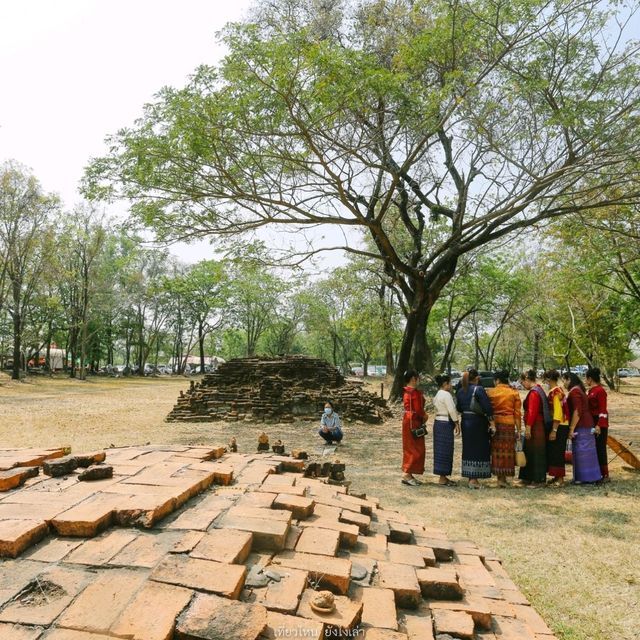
[85, 0, 640, 398]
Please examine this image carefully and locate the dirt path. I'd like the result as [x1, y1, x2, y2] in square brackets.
[1, 373, 639, 640]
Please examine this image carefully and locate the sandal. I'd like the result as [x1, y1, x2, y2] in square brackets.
[401, 478, 420, 486]
[438, 479, 457, 486]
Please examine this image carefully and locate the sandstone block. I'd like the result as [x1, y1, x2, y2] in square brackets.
[175, 592, 267, 640]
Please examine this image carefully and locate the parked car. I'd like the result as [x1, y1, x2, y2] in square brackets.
[618, 367, 640, 378]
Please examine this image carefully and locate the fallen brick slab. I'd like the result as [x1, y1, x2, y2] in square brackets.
[298, 517, 359, 548]
[387, 542, 427, 568]
[432, 608, 475, 639]
[414, 537, 454, 562]
[295, 526, 340, 557]
[64, 529, 139, 566]
[376, 561, 421, 609]
[49, 494, 123, 537]
[256, 567, 308, 615]
[112, 493, 177, 528]
[0, 519, 49, 558]
[0, 502, 68, 522]
[0, 623, 43, 639]
[403, 612, 435, 640]
[0, 466, 39, 492]
[272, 494, 314, 519]
[416, 566, 463, 600]
[270, 551, 351, 595]
[77, 465, 113, 481]
[56, 569, 147, 634]
[356, 533, 388, 561]
[0, 565, 92, 626]
[429, 596, 492, 630]
[175, 592, 267, 640]
[387, 521, 413, 544]
[339, 510, 371, 534]
[74, 452, 107, 468]
[190, 529, 253, 564]
[164, 494, 235, 531]
[25, 537, 83, 563]
[108, 530, 183, 568]
[217, 511, 290, 551]
[261, 610, 324, 640]
[151, 554, 246, 599]
[110, 580, 194, 640]
[43, 455, 78, 478]
[358, 586, 398, 630]
[492, 614, 538, 639]
[296, 588, 363, 631]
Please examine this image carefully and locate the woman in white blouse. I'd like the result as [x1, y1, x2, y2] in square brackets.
[432, 374, 461, 486]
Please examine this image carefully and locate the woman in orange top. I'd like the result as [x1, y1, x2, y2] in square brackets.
[402, 369, 427, 486]
[487, 371, 522, 487]
[544, 369, 570, 486]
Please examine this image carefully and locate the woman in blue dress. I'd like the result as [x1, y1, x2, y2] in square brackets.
[456, 369, 496, 488]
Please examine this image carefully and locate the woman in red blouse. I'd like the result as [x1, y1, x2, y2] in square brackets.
[586, 367, 610, 481]
[402, 369, 427, 486]
[518, 370, 549, 487]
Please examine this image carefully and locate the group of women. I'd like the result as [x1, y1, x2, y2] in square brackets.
[401, 367, 610, 488]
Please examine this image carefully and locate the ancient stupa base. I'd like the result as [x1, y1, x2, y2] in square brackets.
[0, 445, 557, 639]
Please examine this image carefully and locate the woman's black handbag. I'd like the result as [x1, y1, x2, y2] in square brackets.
[469, 386, 486, 416]
[411, 424, 427, 438]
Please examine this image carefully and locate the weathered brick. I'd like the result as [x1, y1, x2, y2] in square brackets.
[50, 493, 122, 537]
[339, 510, 371, 534]
[41, 630, 114, 639]
[429, 596, 492, 630]
[0, 623, 42, 639]
[363, 630, 408, 640]
[56, 569, 147, 633]
[356, 534, 388, 561]
[0, 519, 49, 558]
[262, 611, 324, 640]
[512, 604, 554, 635]
[403, 612, 435, 640]
[416, 566, 463, 600]
[298, 517, 358, 548]
[387, 543, 426, 568]
[175, 592, 267, 640]
[272, 494, 315, 519]
[387, 521, 413, 544]
[359, 587, 398, 630]
[171, 531, 205, 554]
[284, 525, 302, 550]
[0, 466, 40, 492]
[432, 609, 474, 639]
[0, 565, 91, 626]
[43, 455, 78, 477]
[236, 492, 275, 509]
[295, 527, 340, 557]
[65, 530, 138, 566]
[78, 465, 113, 481]
[151, 554, 246, 599]
[110, 580, 193, 640]
[337, 493, 377, 515]
[74, 451, 107, 468]
[414, 537, 454, 562]
[0, 559, 50, 607]
[260, 567, 308, 614]
[492, 615, 537, 640]
[165, 495, 234, 531]
[271, 551, 351, 595]
[109, 531, 183, 568]
[190, 529, 253, 564]
[297, 588, 363, 631]
[376, 561, 421, 609]
[348, 554, 376, 585]
[25, 537, 83, 563]
[217, 510, 290, 551]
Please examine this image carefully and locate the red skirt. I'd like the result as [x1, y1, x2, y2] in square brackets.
[491, 418, 516, 476]
[402, 416, 425, 474]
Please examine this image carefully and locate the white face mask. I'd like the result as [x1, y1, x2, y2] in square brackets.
[324, 407, 333, 415]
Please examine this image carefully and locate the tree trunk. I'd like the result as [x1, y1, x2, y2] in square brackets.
[11, 310, 21, 381]
[390, 309, 420, 401]
[198, 320, 206, 374]
[532, 330, 542, 372]
[385, 342, 395, 375]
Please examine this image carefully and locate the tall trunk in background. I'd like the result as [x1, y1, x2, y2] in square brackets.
[198, 319, 206, 374]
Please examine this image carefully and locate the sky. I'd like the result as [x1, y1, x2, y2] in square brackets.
[0, 0, 254, 262]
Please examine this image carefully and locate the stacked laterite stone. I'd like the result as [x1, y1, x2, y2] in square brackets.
[166, 355, 389, 424]
[0, 446, 558, 639]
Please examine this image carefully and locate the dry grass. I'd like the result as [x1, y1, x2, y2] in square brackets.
[1, 373, 639, 640]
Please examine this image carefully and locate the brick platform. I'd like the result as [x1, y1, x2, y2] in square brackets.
[0, 447, 558, 639]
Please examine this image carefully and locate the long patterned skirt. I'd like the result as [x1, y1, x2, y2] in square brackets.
[402, 418, 425, 475]
[547, 424, 569, 478]
[461, 414, 491, 479]
[433, 419, 455, 476]
[518, 417, 547, 483]
[573, 427, 602, 483]
[595, 426, 609, 478]
[491, 418, 516, 477]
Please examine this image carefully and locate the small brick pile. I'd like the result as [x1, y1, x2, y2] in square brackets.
[166, 356, 389, 424]
[0, 446, 558, 640]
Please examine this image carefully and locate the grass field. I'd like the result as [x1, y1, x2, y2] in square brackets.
[0, 373, 638, 640]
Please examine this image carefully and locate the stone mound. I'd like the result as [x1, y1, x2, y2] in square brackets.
[0, 445, 558, 640]
[166, 355, 390, 424]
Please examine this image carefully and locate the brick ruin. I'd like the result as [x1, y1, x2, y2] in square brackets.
[166, 355, 390, 424]
[0, 444, 559, 639]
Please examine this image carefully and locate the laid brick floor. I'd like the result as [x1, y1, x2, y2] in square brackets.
[0, 446, 559, 639]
